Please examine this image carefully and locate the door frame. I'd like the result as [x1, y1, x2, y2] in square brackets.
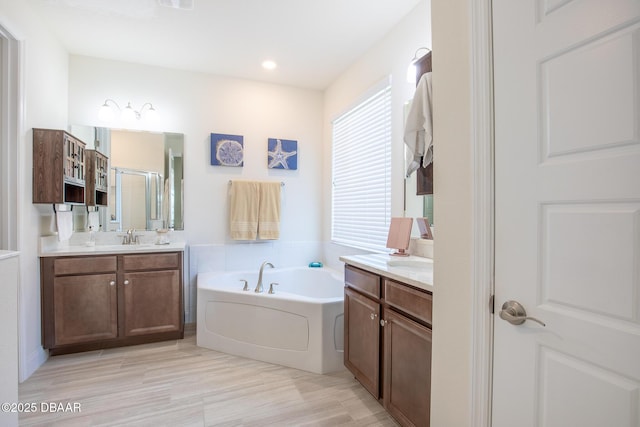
[0, 20, 23, 252]
[0, 19, 25, 385]
[469, 0, 495, 426]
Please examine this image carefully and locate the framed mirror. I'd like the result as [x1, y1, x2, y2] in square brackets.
[70, 125, 184, 232]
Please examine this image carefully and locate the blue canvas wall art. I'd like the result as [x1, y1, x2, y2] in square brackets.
[211, 133, 244, 167]
[267, 138, 298, 170]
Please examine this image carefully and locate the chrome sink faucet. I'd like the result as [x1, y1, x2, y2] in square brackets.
[121, 229, 139, 245]
[255, 261, 274, 293]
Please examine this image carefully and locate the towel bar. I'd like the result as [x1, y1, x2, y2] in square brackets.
[228, 180, 284, 186]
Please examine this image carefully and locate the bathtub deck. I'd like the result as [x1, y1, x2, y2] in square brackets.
[18, 326, 400, 426]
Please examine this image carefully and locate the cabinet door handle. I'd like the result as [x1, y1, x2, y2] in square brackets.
[124, 279, 130, 285]
[109, 281, 116, 286]
[380, 319, 388, 327]
[370, 313, 378, 320]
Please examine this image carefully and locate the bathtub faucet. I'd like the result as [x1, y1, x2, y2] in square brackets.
[255, 261, 274, 293]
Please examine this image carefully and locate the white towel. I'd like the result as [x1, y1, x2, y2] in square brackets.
[56, 211, 73, 242]
[404, 72, 433, 177]
[87, 211, 100, 231]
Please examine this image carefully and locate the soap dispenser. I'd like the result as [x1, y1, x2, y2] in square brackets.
[86, 225, 96, 247]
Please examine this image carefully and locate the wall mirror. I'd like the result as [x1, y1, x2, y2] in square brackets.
[71, 125, 184, 232]
[403, 49, 433, 237]
[404, 163, 434, 235]
[403, 103, 433, 237]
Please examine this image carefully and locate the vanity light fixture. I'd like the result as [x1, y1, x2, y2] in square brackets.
[406, 47, 431, 83]
[98, 99, 158, 122]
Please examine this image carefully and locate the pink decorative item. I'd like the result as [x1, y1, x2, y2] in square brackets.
[386, 217, 413, 256]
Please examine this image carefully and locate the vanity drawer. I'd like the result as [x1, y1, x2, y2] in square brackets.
[122, 252, 181, 271]
[54, 256, 117, 276]
[345, 265, 380, 299]
[384, 278, 432, 325]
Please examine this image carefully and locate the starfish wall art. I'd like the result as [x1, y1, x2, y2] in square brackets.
[267, 138, 298, 170]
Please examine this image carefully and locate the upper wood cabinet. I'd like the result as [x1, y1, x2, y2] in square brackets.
[33, 128, 86, 205]
[85, 149, 109, 207]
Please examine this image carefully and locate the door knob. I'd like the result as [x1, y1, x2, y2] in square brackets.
[499, 300, 546, 327]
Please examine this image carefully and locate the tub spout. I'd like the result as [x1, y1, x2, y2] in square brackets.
[255, 261, 274, 293]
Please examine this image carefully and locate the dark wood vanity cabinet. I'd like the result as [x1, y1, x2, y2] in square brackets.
[383, 300, 432, 426]
[344, 266, 382, 397]
[122, 253, 182, 337]
[344, 264, 432, 427]
[33, 128, 86, 205]
[48, 256, 118, 347]
[345, 287, 381, 397]
[41, 252, 184, 355]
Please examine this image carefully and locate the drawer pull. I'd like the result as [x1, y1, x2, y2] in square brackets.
[380, 319, 388, 327]
[109, 281, 116, 286]
[370, 313, 378, 320]
[124, 279, 130, 285]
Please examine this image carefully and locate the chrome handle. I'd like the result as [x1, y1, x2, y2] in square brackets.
[370, 313, 378, 320]
[124, 279, 130, 285]
[499, 300, 546, 327]
[109, 281, 116, 286]
[240, 279, 249, 291]
[268, 282, 279, 294]
[380, 319, 388, 327]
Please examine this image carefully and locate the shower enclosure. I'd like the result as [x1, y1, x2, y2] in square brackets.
[110, 167, 164, 232]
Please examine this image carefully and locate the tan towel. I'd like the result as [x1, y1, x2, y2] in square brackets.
[258, 182, 281, 240]
[229, 180, 260, 240]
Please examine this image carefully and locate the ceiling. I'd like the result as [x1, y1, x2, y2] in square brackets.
[28, 0, 421, 90]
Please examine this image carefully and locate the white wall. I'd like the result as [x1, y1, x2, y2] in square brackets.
[322, 0, 432, 270]
[430, 0, 474, 425]
[68, 56, 326, 322]
[0, 0, 70, 381]
[69, 56, 324, 244]
[4, 0, 439, 386]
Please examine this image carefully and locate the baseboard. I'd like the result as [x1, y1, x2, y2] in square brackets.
[20, 346, 48, 383]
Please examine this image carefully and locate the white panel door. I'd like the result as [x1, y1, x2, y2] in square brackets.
[492, 1, 640, 426]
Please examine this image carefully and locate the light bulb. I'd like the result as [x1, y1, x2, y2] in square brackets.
[262, 60, 277, 70]
[145, 105, 158, 122]
[406, 62, 417, 83]
[98, 102, 115, 122]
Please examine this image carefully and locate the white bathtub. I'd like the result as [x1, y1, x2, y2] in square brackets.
[197, 266, 345, 374]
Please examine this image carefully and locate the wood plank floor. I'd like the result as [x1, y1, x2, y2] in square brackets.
[18, 327, 399, 426]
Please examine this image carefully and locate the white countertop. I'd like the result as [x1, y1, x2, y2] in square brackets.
[39, 241, 186, 257]
[339, 253, 433, 292]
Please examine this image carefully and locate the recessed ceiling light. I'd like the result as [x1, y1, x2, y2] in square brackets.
[262, 60, 277, 71]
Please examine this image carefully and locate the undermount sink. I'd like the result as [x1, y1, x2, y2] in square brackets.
[386, 257, 433, 268]
[85, 244, 155, 252]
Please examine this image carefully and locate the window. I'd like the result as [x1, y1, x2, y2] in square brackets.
[331, 81, 392, 252]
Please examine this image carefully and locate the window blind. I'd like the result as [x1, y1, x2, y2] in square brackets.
[331, 83, 392, 252]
